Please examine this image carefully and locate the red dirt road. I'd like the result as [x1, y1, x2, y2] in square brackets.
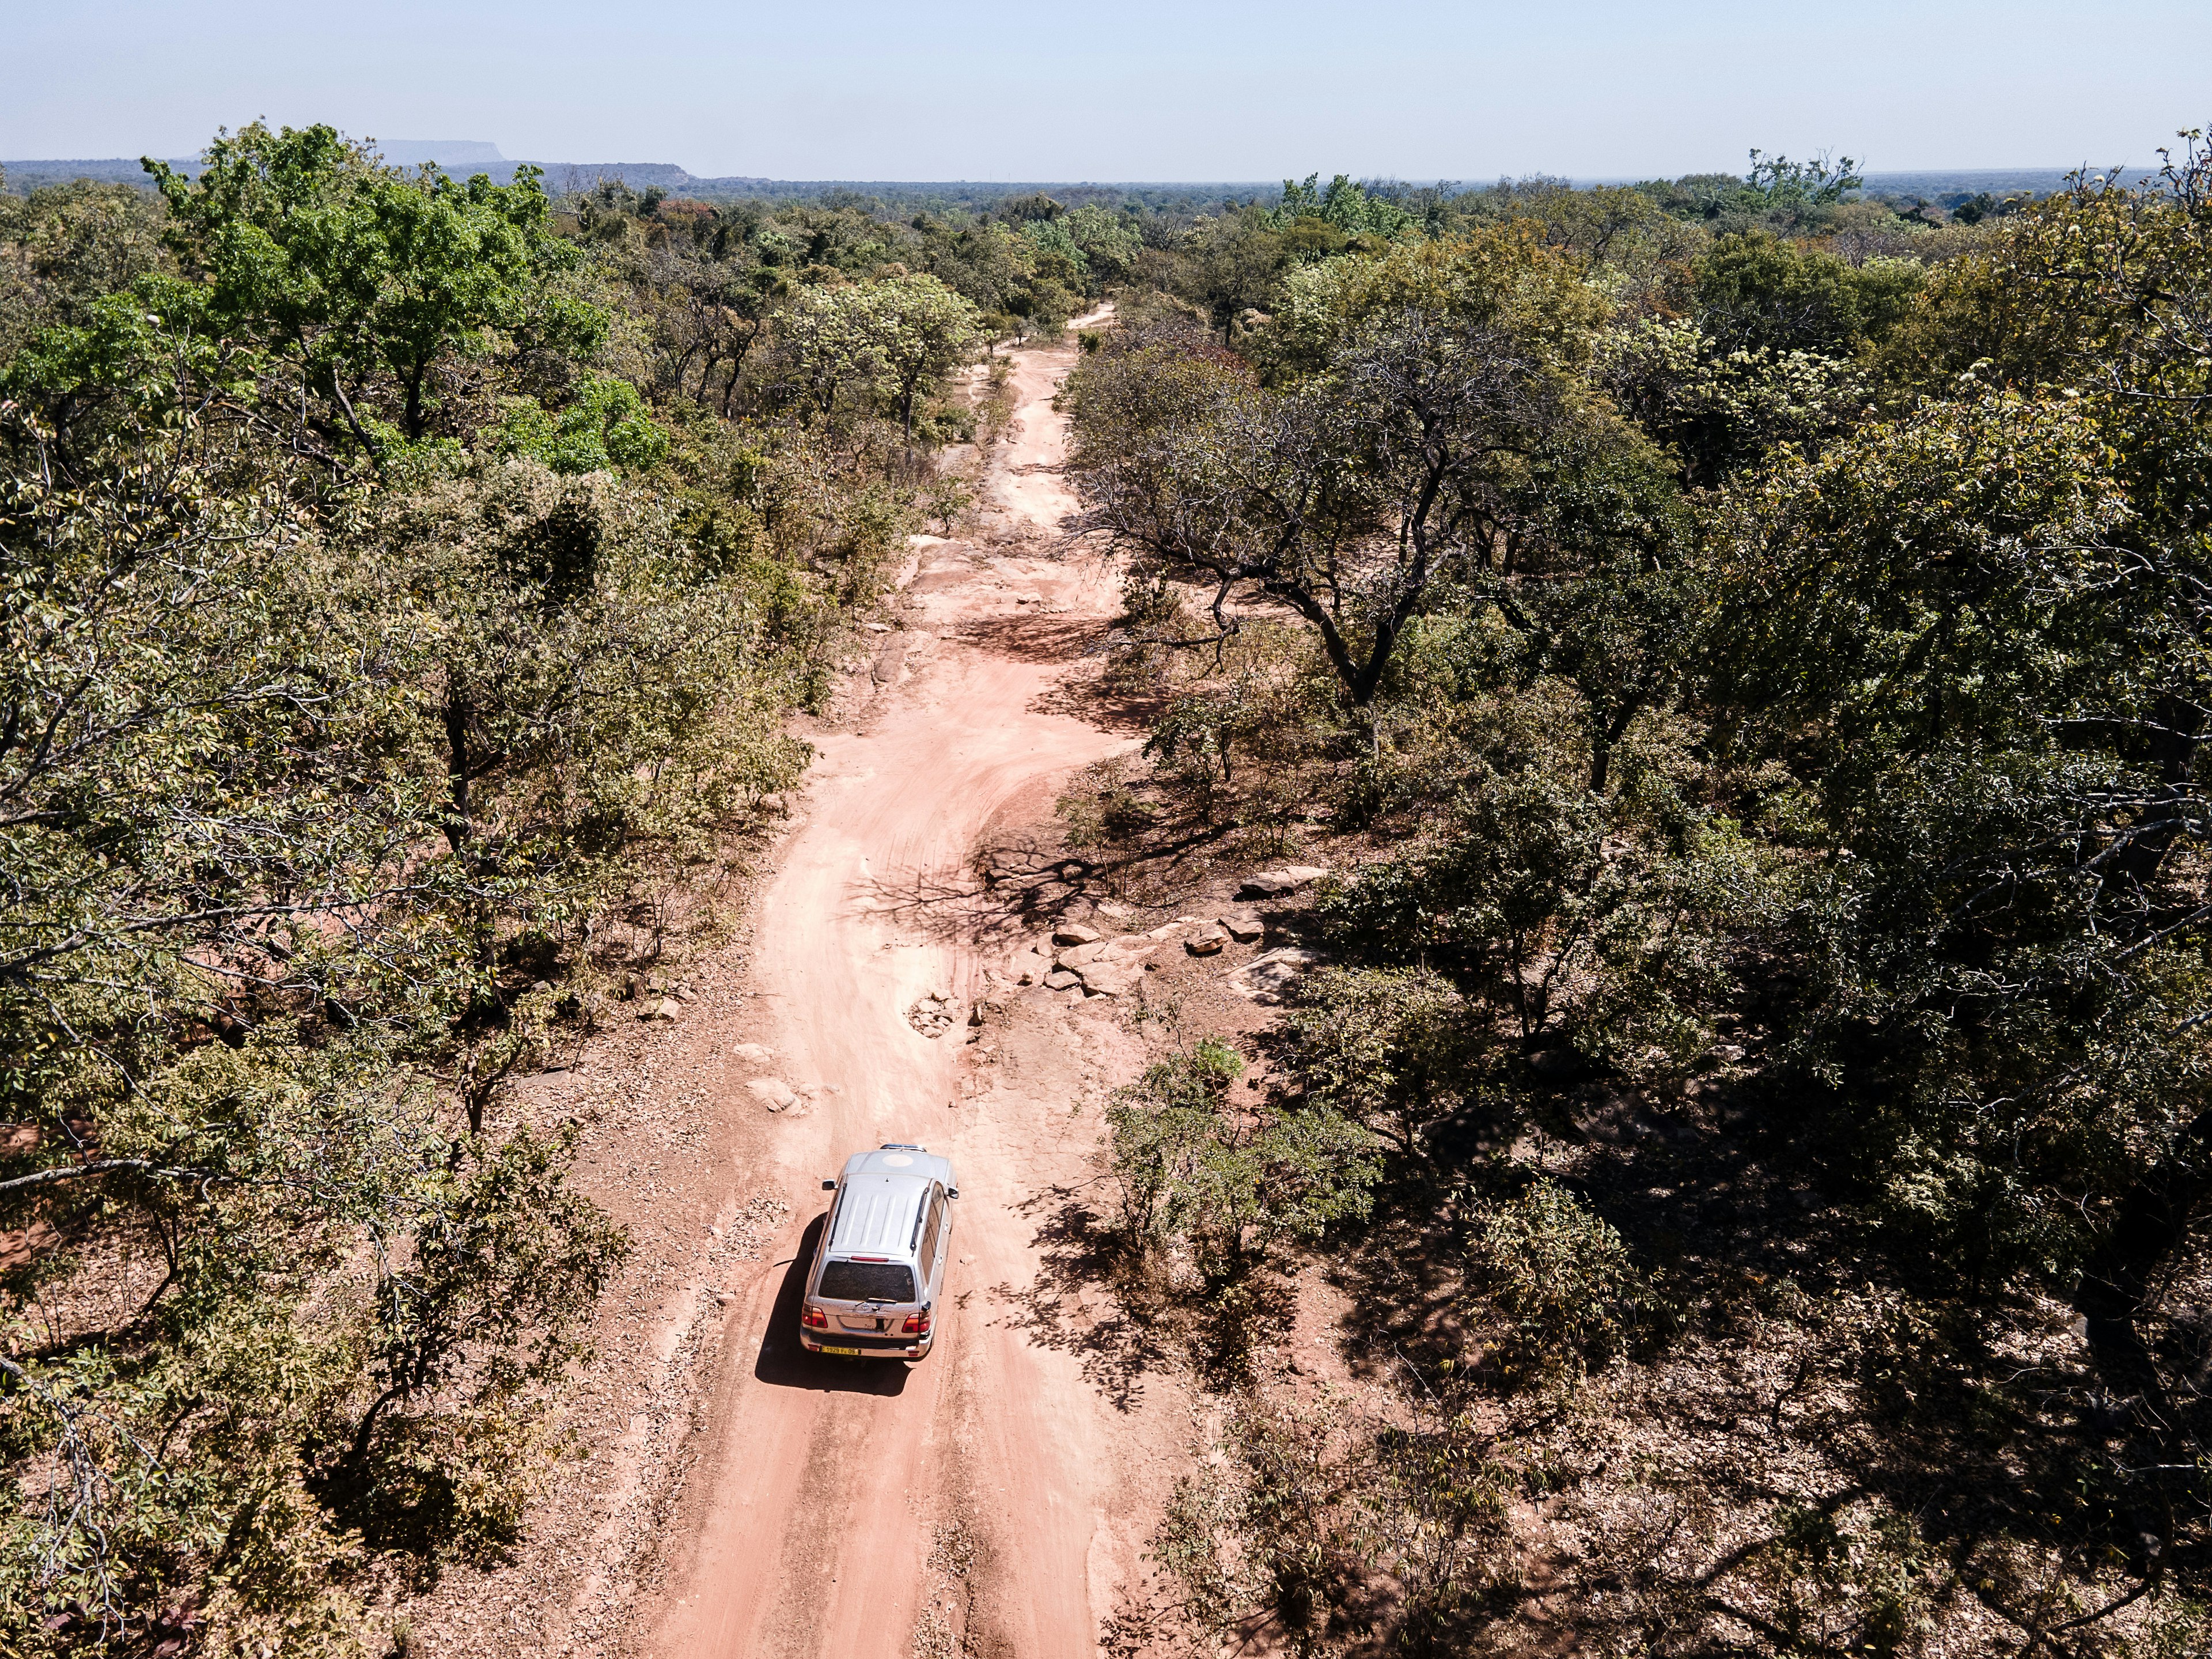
[652, 328, 1154, 1659]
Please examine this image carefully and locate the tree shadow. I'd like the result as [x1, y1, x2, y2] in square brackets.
[753, 1211, 911, 1397]
[993, 1183, 1176, 1413]
[853, 863, 989, 944]
[1307, 1059, 2180, 1646]
[1026, 670, 1174, 736]
[954, 610, 1105, 665]
[972, 823, 1239, 929]
[968, 832, 1093, 935]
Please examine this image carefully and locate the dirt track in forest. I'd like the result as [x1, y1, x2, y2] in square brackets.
[643, 318, 1183, 1659]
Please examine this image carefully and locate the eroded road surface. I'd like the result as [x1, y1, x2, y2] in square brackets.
[653, 326, 1158, 1659]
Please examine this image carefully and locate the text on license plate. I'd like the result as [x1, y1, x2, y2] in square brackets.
[821, 1345, 862, 1356]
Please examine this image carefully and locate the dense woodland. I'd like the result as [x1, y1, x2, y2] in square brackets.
[0, 124, 1006, 1653]
[1059, 138, 2212, 1656]
[3, 120, 2212, 1656]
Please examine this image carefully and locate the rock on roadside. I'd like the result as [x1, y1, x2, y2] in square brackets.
[1076, 960, 1142, 997]
[744, 1077, 800, 1112]
[907, 993, 960, 1037]
[1228, 947, 1320, 1003]
[1237, 865, 1331, 900]
[1058, 934, 1157, 968]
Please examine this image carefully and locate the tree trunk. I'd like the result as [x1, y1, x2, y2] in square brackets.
[442, 682, 472, 855]
[2072, 1104, 2212, 1423]
[403, 363, 428, 441]
[1589, 701, 1642, 795]
[2104, 700, 2204, 906]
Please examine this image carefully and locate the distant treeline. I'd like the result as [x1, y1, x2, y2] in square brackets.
[0, 154, 1268, 214]
[2, 151, 2147, 217]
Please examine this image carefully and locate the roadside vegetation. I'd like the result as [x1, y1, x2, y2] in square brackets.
[12, 121, 2212, 1657]
[0, 124, 1005, 1654]
[1067, 139, 2212, 1656]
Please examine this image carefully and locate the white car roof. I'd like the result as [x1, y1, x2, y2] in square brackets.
[841, 1144, 955, 1184]
[827, 1145, 954, 1259]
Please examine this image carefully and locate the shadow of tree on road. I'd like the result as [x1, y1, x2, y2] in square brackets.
[1027, 671, 1172, 735]
[991, 1183, 1175, 1414]
[954, 610, 1104, 665]
[853, 817, 1237, 951]
[852, 866, 988, 945]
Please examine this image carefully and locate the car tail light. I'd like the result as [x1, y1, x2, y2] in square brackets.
[902, 1309, 931, 1336]
[802, 1305, 828, 1330]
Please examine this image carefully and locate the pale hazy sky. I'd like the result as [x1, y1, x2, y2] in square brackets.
[8, 0, 2207, 181]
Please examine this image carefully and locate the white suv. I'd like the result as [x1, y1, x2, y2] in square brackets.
[798, 1143, 959, 1361]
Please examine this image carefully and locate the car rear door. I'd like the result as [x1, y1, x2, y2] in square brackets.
[918, 1186, 949, 1302]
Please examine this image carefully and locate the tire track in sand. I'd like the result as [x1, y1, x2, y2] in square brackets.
[653, 320, 1147, 1659]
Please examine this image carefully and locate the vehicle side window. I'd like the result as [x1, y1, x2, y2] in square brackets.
[920, 1192, 945, 1272]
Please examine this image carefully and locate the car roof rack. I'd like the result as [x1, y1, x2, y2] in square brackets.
[880, 1142, 923, 1151]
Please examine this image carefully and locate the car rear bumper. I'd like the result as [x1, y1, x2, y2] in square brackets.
[801, 1330, 932, 1359]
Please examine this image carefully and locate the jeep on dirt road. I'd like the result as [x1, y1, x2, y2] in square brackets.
[798, 1144, 959, 1361]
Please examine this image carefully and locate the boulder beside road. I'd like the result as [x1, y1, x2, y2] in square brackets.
[744, 1077, 800, 1112]
[1236, 865, 1331, 900]
[1075, 959, 1142, 997]
[1228, 947, 1319, 1004]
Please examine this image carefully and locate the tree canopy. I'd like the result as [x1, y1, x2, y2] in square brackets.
[0, 119, 987, 1653]
[1060, 126, 2212, 1658]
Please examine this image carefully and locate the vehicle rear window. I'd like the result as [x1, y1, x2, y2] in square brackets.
[818, 1259, 916, 1303]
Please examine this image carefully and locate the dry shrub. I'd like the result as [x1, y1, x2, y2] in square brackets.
[1471, 1179, 1650, 1381]
[1134, 1388, 1513, 1658]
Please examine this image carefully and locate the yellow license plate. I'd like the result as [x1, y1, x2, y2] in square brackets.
[821, 1345, 862, 1356]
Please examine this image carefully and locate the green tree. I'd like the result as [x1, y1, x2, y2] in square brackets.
[1604, 315, 1872, 486]
[1070, 233, 1687, 757]
[1474, 1179, 1648, 1376]
[0, 181, 169, 367]
[1106, 1043, 1380, 1283]
[1693, 230, 1921, 355]
[1635, 148, 1865, 233]
[776, 273, 980, 437]
[1711, 384, 2208, 1425]
[149, 123, 601, 454]
[1062, 203, 1143, 288]
[863, 273, 983, 438]
[1268, 173, 1416, 241]
[0, 118, 863, 1649]
[643, 245, 785, 416]
[494, 372, 669, 472]
[1282, 967, 1479, 1154]
[0, 396, 637, 1646]
[1174, 209, 1290, 341]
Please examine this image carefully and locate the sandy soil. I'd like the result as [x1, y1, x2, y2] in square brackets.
[395, 317, 1196, 1659]
[625, 322, 1192, 1659]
